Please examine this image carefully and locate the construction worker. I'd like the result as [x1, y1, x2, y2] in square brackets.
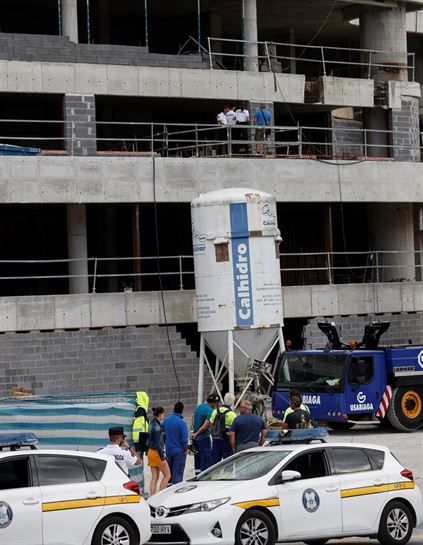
[132, 391, 149, 453]
[191, 394, 219, 475]
[283, 388, 310, 422]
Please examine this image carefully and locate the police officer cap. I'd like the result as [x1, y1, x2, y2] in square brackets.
[109, 426, 126, 438]
[207, 394, 219, 403]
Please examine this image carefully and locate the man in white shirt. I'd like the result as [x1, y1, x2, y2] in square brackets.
[226, 106, 237, 126]
[217, 106, 230, 125]
[235, 103, 250, 154]
[217, 106, 230, 155]
[98, 426, 141, 474]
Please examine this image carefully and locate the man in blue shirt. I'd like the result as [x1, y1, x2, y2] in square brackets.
[229, 399, 266, 453]
[254, 103, 271, 156]
[191, 394, 219, 474]
[163, 402, 188, 484]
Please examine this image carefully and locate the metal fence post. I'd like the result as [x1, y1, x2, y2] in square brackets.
[321, 46, 326, 76]
[151, 123, 154, 155]
[179, 256, 184, 290]
[364, 128, 367, 159]
[327, 252, 333, 285]
[264, 41, 272, 72]
[164, 125, 169, 157]
[228, 126, 232, 157]
[299, 126, 303, 158]
[375, 251, 380, 283]
[208, 37, 213, 69]
[92, 258, 98, 293]
[368, 50, 372, 79]
[412, 52, 415, 82]
[195, 123, 199, 157]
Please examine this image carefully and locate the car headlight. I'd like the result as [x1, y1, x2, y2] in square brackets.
[184, 497, 230, 514]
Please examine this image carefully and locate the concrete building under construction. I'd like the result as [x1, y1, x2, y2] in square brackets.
[0, 0, 423, 407]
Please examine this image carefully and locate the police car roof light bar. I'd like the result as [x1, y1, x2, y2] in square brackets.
[268, 427, 328, 445]
[0, 433, 39, 450]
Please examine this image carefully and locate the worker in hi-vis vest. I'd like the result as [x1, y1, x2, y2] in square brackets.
[132, 391, 149, 453]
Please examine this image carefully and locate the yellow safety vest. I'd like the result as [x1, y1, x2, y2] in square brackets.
[132, 391, 149, 452]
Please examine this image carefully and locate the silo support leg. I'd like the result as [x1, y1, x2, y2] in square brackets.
[197, 335, 205, 405]
[228, 330, 235, 396]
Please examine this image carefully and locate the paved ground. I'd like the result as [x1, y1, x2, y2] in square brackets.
[143, 424, 423, 544]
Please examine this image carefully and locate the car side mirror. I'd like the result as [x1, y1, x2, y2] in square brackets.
[278, 470, 301, 483]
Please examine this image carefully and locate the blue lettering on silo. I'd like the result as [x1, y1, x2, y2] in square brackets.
[230, 203, 254, 326]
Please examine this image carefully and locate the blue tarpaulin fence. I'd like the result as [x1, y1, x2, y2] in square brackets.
[0, 392, 145, 492]
[0, 144, 41, 155]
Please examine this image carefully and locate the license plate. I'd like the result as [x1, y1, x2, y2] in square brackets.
[151, 525, 171, 535]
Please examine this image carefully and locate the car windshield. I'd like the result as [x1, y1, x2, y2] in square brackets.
[276, 353, 347, 392]
[193, 451, 290, 481]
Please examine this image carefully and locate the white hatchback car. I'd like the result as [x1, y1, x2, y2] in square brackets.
[148, 436, 422, 545]
[0, 447, 151, 545]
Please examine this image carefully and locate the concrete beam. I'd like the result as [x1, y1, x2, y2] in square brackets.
[320, 77, 374, 107]
[0, 60, 305, 104]
[1, 156, 423, 204]
[0, 283, 422, 331]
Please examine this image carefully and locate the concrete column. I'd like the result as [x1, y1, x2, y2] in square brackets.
[289, 28, 296, 74]
[367, 203, 415, 282]
[61, 0, 79, 43]
[360, 4, 408, 82]
[244, 0, 258, 71]
[67, 204, 89, 294]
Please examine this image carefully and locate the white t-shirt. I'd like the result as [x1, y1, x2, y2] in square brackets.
[226, 109, 237, 126]
[98, 444, 137, 473]
[217, 112, 227, 125]
[236, 109, 250, 123]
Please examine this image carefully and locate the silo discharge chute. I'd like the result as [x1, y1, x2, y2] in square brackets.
[191, 188, 285, 410]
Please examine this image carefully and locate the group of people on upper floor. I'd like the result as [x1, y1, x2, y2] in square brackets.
[217, 102, 271, 155]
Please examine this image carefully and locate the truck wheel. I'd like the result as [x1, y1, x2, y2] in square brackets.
[387, 387, 423, 431]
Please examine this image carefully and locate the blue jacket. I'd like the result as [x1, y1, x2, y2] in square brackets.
[148, 418, 166, 460]
[163, 413, 188, 454]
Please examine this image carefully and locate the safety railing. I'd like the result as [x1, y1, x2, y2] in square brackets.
[0, 118, 422, 161]
[0, 251, 421, 296]
[207, 37, 415, 80]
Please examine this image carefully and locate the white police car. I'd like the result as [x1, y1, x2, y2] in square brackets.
[0, 444, 151, 545]
[147, 431, 422, 545]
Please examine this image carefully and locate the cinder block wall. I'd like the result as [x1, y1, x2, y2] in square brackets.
[303, 312, 423, 349]
[0, 325, 203, 411]
[0, 33, 208, 69]
[391, 98, 421, 162]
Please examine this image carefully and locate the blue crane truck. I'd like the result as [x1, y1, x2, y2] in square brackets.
[272, 322, 423, 431]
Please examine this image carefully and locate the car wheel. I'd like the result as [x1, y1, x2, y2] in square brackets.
[92, 516, 139, 545]
[377, 501, 413, 545]
[387, 387, 423, 431]
[235, 509, 275, 545]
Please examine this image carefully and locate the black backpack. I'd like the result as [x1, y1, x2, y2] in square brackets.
[211, 407, 231, 440]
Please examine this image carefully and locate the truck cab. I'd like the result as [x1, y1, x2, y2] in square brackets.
[272, 349, 387, 428]
[272, 321, 423, 431]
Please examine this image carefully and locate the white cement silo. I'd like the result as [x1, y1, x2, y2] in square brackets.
[191, 188, 284, 402]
